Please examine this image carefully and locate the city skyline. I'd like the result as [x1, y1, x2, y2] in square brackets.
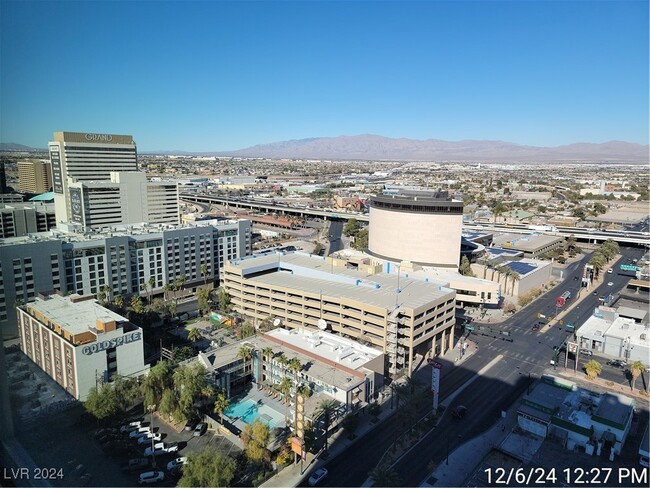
[1, 0, 648, 152]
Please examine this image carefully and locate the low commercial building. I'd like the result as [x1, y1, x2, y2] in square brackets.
[491, 232, 564, 258]
[16, 292, 147, 400]
[472, 257, 553, 298]
[198, 328, 384, 417]
[576, 307, 649, 364]
[518, 375, 635, 458]
[224, 251, 456, 376]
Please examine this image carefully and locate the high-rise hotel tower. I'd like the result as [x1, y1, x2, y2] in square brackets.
[48, 132, 138, 224]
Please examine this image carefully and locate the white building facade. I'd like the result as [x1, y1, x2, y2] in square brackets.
[16, 293, 147, 400]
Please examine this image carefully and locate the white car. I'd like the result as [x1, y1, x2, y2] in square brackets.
[120, 421, 142, 433]
[144, 442, 166, 456]
[130, 426, 151, 438]
[308, 468, 328, 486]
[138, 470, 164, 485]
[166, 457, 187, 471]
[137, 432, 162, 445]
[607, 282, 614, 286]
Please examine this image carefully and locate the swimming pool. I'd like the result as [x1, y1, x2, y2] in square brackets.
[224, 398, 284, 428]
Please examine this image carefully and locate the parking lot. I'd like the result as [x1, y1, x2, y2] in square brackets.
[14, 395, 241, 487]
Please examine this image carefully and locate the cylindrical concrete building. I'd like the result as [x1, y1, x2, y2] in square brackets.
[368, 190, 463, 268]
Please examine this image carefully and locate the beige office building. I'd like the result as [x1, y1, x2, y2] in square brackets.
[18, 161, 52, 194]
[224, 252, 456, 376]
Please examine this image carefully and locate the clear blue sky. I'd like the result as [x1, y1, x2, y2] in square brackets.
[1, 0, 648, 152]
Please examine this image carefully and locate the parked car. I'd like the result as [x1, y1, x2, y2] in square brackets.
[308, 468, 328, 486]
[144, 442, 166, 457]
[531, 324, 540, 331]
[138, 470, 164, 485]
[130, 427, 151, 438]
[165, 442, 180, 454]
[193, 422, 207, 437]
[607, 359, 627, 368]
[123, 458, 149, 472]
[166, 457, 187, 471]
[120, 421, 142, 433]
[579, 349, 593, 356]
[137, 432, 162, 445]
[607, 282, 614, 286]
[607, 268, 613, 274]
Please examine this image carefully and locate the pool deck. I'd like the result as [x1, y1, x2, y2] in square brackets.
[225, 385, 289, 432]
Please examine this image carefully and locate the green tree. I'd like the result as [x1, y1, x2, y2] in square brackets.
[114, 295, 124, 309]
[629, 360, 646, 392]
[351, 228, 368, 250]
[112, 376, 141, 413]
[262, 346, 274, 362]
[343, 218, 360, 236]
[130, 295, 145, 315]
[173, 362, 211, 421]
[584, 360, 602, 380]
[84, 383, 119, 420]
[188, 327, 202, 343]
[288, 357, 302, 379]
[508, 271, 521, 296]
[159, 388, 180, 420]
[315, 398, 338, 453]
[459, 256, 474, 277]
[241, 419, 271, 464]
[216, 288, 232, 312]
[141, 360, 172, 408]
[197, 287, 212, 315]
[213, 389, 230, 425]
[147, 276, 156, 304]
[178, 448, 236, 488]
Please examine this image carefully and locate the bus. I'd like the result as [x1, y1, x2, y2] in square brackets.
[557, 291, 571, 308]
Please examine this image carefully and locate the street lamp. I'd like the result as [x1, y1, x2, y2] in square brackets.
[148, 404, 157, 468]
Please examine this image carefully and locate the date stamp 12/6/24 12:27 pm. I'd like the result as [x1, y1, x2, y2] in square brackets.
[484, 467, 648, 486]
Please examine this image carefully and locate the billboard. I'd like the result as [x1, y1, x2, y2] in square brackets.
[69, 188, 83, 223]
[50, 146, 64, 193]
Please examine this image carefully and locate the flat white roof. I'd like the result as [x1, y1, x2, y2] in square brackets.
[26, 295, 129, 337]
[230, 252, 454, 311]
[265, 327, 381, 370]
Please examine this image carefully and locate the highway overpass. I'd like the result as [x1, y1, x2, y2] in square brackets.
[181, 192, 650, 246]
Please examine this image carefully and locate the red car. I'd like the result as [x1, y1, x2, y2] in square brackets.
[532, 324, 540, 331]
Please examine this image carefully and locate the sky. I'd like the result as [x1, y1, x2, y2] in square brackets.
[1, 0, 648, 152]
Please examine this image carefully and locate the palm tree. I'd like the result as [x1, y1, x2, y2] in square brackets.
[187, 328, 202, 343]
[508, 271, 521, 296]
[213, 389, 230, 425]
[369, 464, 401, 487]
[315, 398, 338, 453]
[629, 360, 646, 392]
[237, 345, 253, 381]
[404, 375, 421, 395]
[276, 353, 289, 374]
[584, 360, 602, 380]
[148, 276, 156, 304]
[288, 357, 302, 380]
[262, 347, 274, 362]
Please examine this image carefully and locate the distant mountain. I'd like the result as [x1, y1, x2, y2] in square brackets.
[216, 135, 649, 162]
[0, 143, 40, 152]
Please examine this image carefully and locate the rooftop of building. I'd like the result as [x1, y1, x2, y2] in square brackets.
[521, 375, 634, 432]
[593, 393, 635, 428]
[24, 293, 131, 338]
[228, 251, 454, 311]
[491, 232, 564, 252]
[197, 328, 381, 391]
[501, 258, 552, 277]
[0, 218, 248, 247]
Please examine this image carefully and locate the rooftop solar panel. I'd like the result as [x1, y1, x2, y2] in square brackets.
[506, 262, 537, 275]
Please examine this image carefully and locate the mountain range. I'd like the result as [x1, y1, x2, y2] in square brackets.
[3, 135, 648, 161]
[217, 135, 649, 162]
